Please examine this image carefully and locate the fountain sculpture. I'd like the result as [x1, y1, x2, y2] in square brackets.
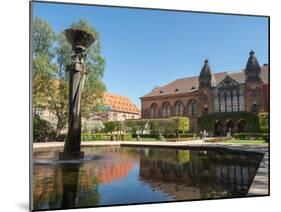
[59, 28, 95, 160]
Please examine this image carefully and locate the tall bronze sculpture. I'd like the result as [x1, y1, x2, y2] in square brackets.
[59, 29, 95, 160]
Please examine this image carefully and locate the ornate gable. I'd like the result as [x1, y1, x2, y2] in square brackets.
[217, 75, 240, 90]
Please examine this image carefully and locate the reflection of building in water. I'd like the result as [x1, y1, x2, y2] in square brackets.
[33, 155, 135, 210]
[139, 149, 262, 199]
[97, 162, 135, 184]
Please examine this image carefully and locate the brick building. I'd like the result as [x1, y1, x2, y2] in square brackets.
[140, 50, 269, 135]
[93, 91, 140, 121]
[35, 91, 140, 132]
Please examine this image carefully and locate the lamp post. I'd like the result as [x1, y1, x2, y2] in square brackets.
[59, 28, 95, 160]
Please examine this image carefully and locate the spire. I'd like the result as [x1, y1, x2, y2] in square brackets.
[199, 59, 215, 89]
[245, 49, 261, 82]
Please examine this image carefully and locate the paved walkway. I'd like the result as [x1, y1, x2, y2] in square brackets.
[33, 140, 269, 196]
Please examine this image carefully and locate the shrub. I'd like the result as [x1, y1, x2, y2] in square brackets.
[103, 121, 122, 133]
[56, 133, 67, 141]
[258, 113, 269, 133]
[33, 115, 56, 142]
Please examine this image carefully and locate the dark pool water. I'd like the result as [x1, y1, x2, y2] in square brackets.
[33, 146, 263, 210]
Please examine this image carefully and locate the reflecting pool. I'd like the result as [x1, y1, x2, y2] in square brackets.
[33, 146, 264, 210]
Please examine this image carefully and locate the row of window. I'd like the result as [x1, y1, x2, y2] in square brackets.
[150, 98, 259, 118]
[150, 100, 198, 118]
[112, 113, 135, 121]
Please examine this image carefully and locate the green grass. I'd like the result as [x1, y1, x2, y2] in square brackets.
[222, 139, 267, 144]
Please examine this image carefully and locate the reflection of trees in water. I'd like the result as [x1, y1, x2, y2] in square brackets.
[139, 148, 263, 199]
[33, 148, 136, 210]
[33, 163, 100, 210]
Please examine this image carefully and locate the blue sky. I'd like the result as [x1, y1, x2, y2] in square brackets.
[33, 2, 269, 107]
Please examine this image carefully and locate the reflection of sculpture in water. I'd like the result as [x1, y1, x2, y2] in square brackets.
[60, 164, 80, 209]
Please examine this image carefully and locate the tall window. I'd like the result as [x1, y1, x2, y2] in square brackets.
[113, 113, 117, 121]
[188, 100, 196, 117]
[252, 102, 258, 112]
[162, 102, 170, 118]
[216, 88, 244, 113]
[175, 100, 184, 116]
[150, 103, 158, 118]
[218, 93, 221, 112]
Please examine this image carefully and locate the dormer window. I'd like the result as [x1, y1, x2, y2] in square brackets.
[174, 88, 179, 92]
[191, 86, 196, 90]
[159, 90, 163, 94]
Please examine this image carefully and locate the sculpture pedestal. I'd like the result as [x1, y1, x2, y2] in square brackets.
[59, 151, 84, 160]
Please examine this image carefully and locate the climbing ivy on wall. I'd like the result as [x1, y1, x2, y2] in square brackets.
[197, 112, 260, 133]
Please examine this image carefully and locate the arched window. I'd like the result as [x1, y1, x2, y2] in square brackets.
[204, 105, 208, 114]
[238, 120, 246, 132]
[252, 102, 258, 112]
[150, 103, 158, 118]
[162, 102, 170, 118]
[188, 99, 196, 117]
[175, 100, 184, 116]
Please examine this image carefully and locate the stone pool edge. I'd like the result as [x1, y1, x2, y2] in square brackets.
[33, 140, 269, 197]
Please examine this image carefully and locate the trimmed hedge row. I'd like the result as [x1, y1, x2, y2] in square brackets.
[131, 133, 195, 139]
[124, 117, 190, 135]
[204, 137, 231, 143]
[233, 132, 269, 141]
[81, 133, 132, 141]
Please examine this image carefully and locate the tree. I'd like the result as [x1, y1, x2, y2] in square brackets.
[32, 17, 57, 107]
[171, 117, 189, 140]
[32, 17, 55, 58]
[32, 17, 106, 138]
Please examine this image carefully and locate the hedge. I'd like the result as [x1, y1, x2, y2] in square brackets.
[125, 117, 190, 136]
[131, 133, 195, 141]
[233, 132, 269, 141]
[81, 133, 132, 141]
[204, 137, 231, 143]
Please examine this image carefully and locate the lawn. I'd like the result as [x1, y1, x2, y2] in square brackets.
[222, 139, 267, 144]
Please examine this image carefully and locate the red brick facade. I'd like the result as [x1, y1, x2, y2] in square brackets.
[140, 51, 268, 134]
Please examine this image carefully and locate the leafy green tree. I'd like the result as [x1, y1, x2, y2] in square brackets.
[32, 17, 106, 138]
[171, 117, 189, 140]
[32, 17, 55, 58]
[32, 17, 57, 107]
